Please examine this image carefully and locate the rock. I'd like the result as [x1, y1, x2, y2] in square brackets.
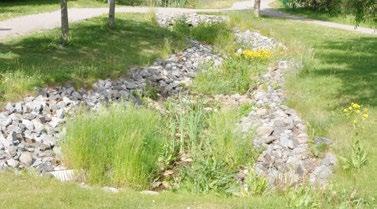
[314, 137, 333, 146]
[19, 152, 33, 166]
[6, 158, 19, 168]
[102, 186, 119, 193]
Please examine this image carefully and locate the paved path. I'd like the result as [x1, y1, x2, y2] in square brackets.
[0, 0, 375, 42]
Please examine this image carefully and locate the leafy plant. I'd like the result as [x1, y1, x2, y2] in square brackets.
[340, 139, 368, 170]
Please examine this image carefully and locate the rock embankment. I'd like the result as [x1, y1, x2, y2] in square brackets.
[0, 41, 221, 173]
[239, 61, 336, 186]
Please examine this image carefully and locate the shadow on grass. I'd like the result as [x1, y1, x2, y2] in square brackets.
[311, 36, 377, 106]
[0, 15, 185, 102]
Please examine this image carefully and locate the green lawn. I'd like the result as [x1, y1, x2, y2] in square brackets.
[0, 13, 186, 105]
[0, 172, 287, 209]
[0, 0, 106, 21]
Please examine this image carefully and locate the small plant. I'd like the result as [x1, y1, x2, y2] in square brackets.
[340, 139, 367, 170]
[340, 102, 369, 171]
[287, 187, 320, 209]
[239, 170, 268, 196]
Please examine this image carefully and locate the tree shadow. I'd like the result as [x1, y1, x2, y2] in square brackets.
[311, 36, 377, 106]
[0, 16, 185, 92]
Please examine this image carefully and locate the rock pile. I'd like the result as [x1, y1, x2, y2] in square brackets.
[238, 61, 335, 186]
[156, 13, 227, 27]
[0, 41, 221, 173]
[235, 29, 278, 50]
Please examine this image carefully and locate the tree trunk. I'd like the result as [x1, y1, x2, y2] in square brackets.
[108, 0, 115, 28]
[254, 0, 261, 17]
[60, 0, 69, 44]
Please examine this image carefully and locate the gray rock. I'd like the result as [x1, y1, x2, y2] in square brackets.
[6, 158, 18, 168]
[19, 152, 33, 166]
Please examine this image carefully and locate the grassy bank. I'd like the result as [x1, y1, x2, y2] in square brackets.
[0, 14, 186, 105]
[229, 10, 377, 200]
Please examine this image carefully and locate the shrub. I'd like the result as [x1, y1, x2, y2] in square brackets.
[63, 104, 165, 189]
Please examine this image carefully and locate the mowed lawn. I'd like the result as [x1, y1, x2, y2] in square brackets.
[0, 14, 186, 105]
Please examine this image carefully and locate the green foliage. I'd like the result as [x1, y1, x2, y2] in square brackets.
[287, 188, 320, 209]
[162, 100, 257, 194]
[240, 171, 268, 196]
[63, 104, 165, 189]
[193, 56, 266, 95]
[340, 139, 368, 170]
[281, 0, 377, 26]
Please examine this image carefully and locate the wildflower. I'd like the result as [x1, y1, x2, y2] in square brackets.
[241, 49, 272, 60]
[352, 103, 361, 109]
[362, 113, 368, 120]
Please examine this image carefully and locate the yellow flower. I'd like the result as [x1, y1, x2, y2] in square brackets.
[352, 103, 361, 109]
[362, 113, 368, 119]
[355, 110, 360, 113]
[241, 49, 272, 59]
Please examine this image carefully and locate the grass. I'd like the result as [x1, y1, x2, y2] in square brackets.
[227, 10, 377, 200]
[192, 56, 268, 95]
[161, 100, 257, 194]
[63, 104, 165, 188]
[0, 171, 290, 209]
[0, 14, 186, 106]
[274, 0, 377, 28]
[0, 0, 106, 21]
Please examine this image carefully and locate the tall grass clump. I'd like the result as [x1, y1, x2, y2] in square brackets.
[159, 98, 257, 194]
[63, 104, 165, 189]
[178, 108, 256, 194]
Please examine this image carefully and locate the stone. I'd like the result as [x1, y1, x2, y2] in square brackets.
[6, 158, 19, 168]
[102, 186, 119, 193]
[19, 152, 33, 166]
[314, 137, 333, 146]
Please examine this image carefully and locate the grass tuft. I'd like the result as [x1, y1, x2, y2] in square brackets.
[63, 104, 165, 189]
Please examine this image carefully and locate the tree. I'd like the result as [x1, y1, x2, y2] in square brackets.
[344, 0, 376, 26]
[60, 0, 69, 44]
[254, 0, 261, 17]
[108, 0, 116, 28]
